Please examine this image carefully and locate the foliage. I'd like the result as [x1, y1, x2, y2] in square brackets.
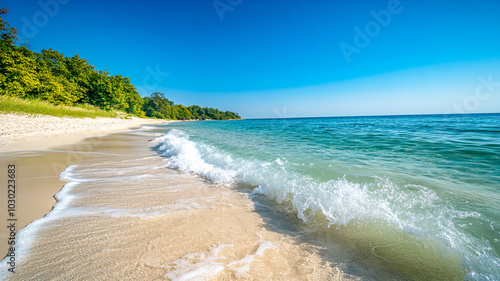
[141, 92, 240, 120]
[0, 8, 17, 51]
[0, 8, 241, 120]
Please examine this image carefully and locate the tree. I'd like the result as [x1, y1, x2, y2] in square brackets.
[174, 104, 192, 120]
[187, 105, 202, 119]
[35, 49, 83, 104]
[141, 92, 175, 119]
[122, 77, 143, 114]
[0, 8, 17, 51]
[0, 47, 39, 97]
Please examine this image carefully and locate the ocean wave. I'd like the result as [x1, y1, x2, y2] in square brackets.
[154, 128, 500, 280]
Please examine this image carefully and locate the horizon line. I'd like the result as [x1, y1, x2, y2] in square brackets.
[244, 112, 500, 120]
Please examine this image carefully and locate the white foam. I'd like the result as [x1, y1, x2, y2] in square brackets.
[155, 130, 235, 183]
[274, 158, 284, 165]
[163, 244, 232, 281]
[162, 241, 275, 280]
[228, 241, 276, 277]
[140, 125, 161, 131]
[54, 202, 203, 219]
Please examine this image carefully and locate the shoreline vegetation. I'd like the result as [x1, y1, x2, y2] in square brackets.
[0, 8, 241, 120]
[0, 95, 118, 118]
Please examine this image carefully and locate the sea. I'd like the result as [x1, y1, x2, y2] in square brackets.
[152, 113, 499, 280]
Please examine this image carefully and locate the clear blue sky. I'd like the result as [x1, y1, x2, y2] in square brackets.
[4, 0, 500, 118]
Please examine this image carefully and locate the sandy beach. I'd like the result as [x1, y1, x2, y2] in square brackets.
[0, 113, 167, 152]
[0, 114, 359, 280]
[0, 113, 166, 260]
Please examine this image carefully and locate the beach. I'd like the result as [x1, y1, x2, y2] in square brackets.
[0, 114, 166, 262]
[132, 115, 498, 280]
[0, 113, 167, 152]
[0, 114, 358, 280]
[2, 0, 498, 279]
[2, 114, 498, 280]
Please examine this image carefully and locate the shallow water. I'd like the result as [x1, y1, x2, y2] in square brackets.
[152, 114, 500, 280]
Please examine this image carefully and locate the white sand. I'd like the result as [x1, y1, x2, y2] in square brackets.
[0, 113, 167, 152]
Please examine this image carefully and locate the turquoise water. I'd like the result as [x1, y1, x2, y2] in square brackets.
[153, 114, 499, 280]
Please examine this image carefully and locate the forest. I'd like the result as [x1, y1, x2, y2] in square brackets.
[0, 8, 241, 120]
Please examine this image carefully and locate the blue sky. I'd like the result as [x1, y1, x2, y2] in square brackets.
[4, 0, 500, 118]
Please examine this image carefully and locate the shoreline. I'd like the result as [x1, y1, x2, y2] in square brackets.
[0, 118, 356, 280]
[0, 114, 169, 259]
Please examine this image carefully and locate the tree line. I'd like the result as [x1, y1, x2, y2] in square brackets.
[0, 8, 241, 120]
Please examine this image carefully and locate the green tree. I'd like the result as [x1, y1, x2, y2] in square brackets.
[0, 47, 39, 97]
[174, 104, 192, 120]
[121, 77, 143, 114]
[0, 8, 17, 51]
[142, 92, 175, 119]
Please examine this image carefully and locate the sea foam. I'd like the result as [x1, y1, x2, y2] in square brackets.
[162, 241, 275, 280]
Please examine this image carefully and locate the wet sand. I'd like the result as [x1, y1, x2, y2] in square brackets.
[0, 151, 69, 257]
[0, 130, 359, 280]
[0, 114, 167, 259]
